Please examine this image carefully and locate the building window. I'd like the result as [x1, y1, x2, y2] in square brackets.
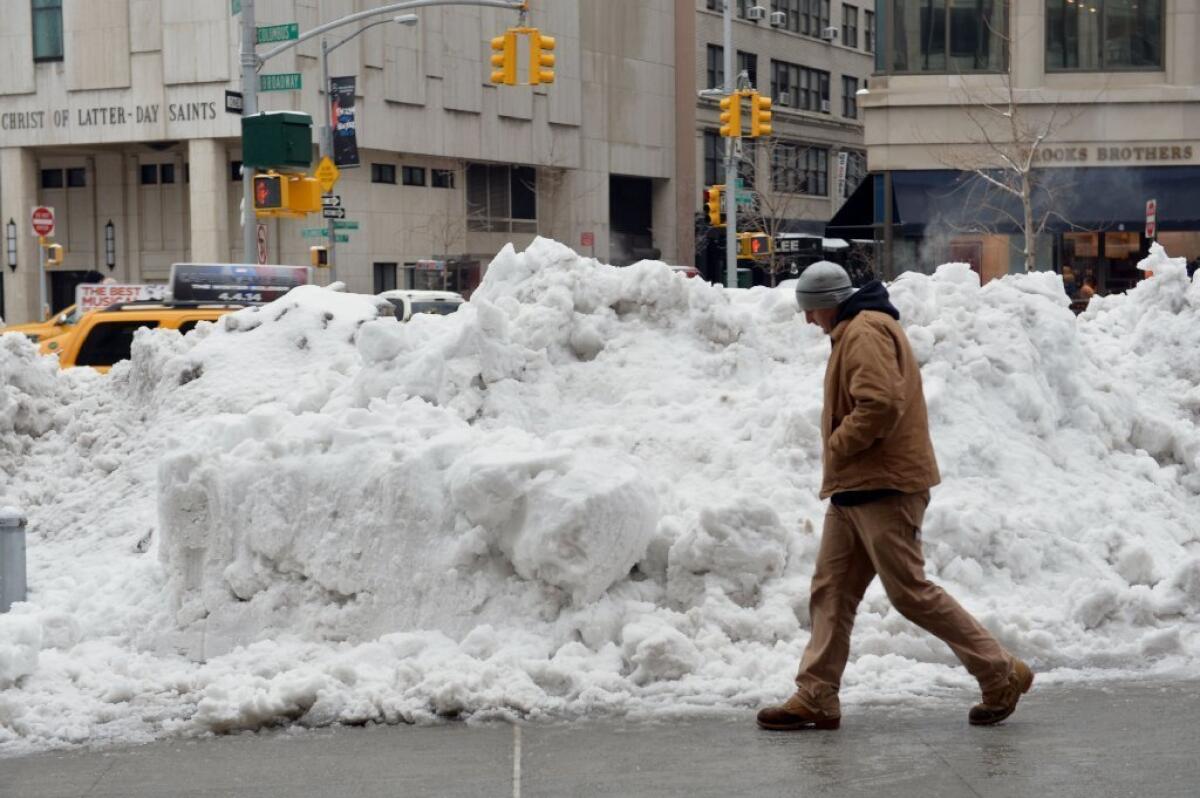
[40, 169, 64, 189]
[371, 163, 396, 184]
[843, 5, 859, 48]
[738, 51, 758, 88]
[772, 0, 802, 33]
[842, 76, 858, 118]
[842, 149, 867, 198]
[738, 138, 757, 190]
[865, 9, 875, 52]
[466, 163, 537, 233]
[32, 0, 64, 62]
[772, 60, 798, 109]
[889, 0, 1009, 74]
[707, 44, 724, 89]
[139, 164, 158, 185]
[160, 164, 176, 185]
[772, 142, 828, 196]
[373, 263, 398, 293]
[704, 130, 723, 187]
[67, 167, 86, 188]
[432, 169, 455, 189]
[1046, 0, 1162, 71]
[402, 166, 426, 186]
[231, 161, 243, 182]
[802, 0, 831, 36]
[800, 66, 831, 113]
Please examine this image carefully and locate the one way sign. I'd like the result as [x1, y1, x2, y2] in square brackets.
[321, 194, 342, 208]
[322, 207, 346, 219]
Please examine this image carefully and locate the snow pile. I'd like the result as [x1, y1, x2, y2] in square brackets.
[2, 238, 1200, 754]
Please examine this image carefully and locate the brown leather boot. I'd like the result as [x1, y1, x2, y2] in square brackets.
[756, 693, 841, 731]
[969, 659, 1034, 726]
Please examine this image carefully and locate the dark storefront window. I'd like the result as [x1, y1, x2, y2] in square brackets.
[32, 0, 63, 62]
[889, 0, 1008, 73]
[373, 263, 398, 293]
[466, 164, 537, 233]
[1046, 0, 1162, 71]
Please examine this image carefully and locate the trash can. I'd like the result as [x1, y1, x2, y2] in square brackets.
[737, 267, 753, 288]
[0, 507, 27, 612]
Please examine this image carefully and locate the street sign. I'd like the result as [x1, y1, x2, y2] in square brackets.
[314, 157, 340, 192]
[259, 73, 302, 92]
[302, 228, 328, 239]
[1145, 198, 1157, 239]
[333, 221, 358, 230]
[334, 234, 349, 243]
[225, 90, 244, 115]
[322, 207, 346, 220]
[31, 206, 55, 237]
[581, 231, 595, 247]
[321, 194, 342, 208]
[231, 0, 241, 14]
[256, 23, 299, 44]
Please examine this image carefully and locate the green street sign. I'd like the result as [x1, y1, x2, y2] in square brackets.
[334, 234, 349, 243]
[302, 228, 328, 239]
[257, 23, 299, 44]
[231, 0, 241, 15]
[259, 73, 302, 92]
[333, 221, 358, 230]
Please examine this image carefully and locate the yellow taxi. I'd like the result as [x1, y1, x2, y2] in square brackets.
[40, 302, 243, 372]
[1, 304, 81, 343]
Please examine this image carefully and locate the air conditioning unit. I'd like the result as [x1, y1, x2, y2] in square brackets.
[821, 26, 839, 41]
[820, 99, 831, 113]
[746, 5, 767, 21]
[769, 10, 787, 26]
[777, 94, 791, 107]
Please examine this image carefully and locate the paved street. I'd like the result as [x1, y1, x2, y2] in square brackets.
[4, 680, 1198, 798]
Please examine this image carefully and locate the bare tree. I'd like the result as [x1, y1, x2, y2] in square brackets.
[931, 24, 1095, 273]
[739, 137, 817, 286]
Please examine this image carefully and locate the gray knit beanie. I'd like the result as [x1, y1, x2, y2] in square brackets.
[794, 261, 857, 311]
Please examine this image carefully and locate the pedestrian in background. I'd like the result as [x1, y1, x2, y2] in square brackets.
[757, 262, 1033, 731]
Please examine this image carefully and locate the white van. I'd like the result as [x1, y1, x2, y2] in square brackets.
[377, 290, 465, 321]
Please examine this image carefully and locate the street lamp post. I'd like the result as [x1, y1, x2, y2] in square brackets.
[723, 0, 738, 289]
[320, 14, 418, 282]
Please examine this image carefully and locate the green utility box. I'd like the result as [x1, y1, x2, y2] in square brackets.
[737, 267, 753, 288]
[241, 111, 313, 169]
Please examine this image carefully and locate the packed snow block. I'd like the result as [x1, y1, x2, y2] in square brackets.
[0, 334, 66, 459]
[449, 441, 658, 606]
[666, 500, 788, 609]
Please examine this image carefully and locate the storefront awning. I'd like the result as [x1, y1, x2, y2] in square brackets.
[826, 166, 1200, 238]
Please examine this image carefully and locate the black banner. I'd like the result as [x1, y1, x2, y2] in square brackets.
[330, 76, 359, 167]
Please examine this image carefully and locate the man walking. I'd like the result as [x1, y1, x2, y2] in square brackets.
[757, 262, 1032, 731]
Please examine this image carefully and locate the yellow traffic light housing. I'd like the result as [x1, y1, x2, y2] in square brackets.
[490, 31, 518, 85]
[286, 175, 322, 215]
[737, 232, 772, 259]
[530, 31, 556, 85]
[45, 242, 64, 266]
[253, 172, 322, 218]
[310, 246, 329, 268]
[750, 92, 773, 138]
[719, 93, 741, 138]
[706, 185, 725, 227]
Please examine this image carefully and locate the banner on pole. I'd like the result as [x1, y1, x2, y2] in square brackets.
[330, 76, 360, 167]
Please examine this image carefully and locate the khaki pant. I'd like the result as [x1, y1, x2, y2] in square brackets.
[795, 492, 1014, 714]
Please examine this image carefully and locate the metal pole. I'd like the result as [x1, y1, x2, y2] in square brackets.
[241, 0, 258, 264]
[37, 237, 46, 319]
[0, 507, 27, 613]
[723, 0, 737, 289]
[321, 38, 337, 283]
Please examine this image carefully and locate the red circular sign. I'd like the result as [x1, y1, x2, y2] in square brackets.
[31, 206, 55, 237]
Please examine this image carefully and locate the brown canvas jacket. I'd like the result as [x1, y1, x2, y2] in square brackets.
[819, 310, 941, 499]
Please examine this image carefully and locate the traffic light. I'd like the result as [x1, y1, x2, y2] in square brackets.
[530, 30, 556, 85]
[310, 246, 329, 268]
[750, 92, 773, 138]
[490, 31, 517, 85]
[737, 232, 772, 259]
[719, 93, 741, 138]
[45, 243, 64, 266]
[253, 173, 286, 211]
[706, 185, 725, 227]
[286, 175, 322, 214]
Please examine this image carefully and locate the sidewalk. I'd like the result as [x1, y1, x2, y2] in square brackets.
[4, 680, 1198, 798]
